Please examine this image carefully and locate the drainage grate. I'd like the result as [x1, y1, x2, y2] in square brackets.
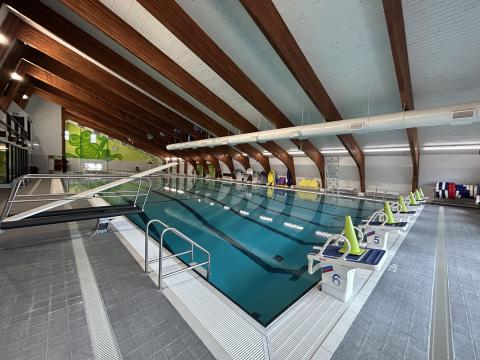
[70, 222, 122, 360]
[429, 207, 453, 360]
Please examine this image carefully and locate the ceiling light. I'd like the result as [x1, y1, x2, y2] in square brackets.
[0, 32, 9, 45]
[223, 206, 230, 210]
[262, 151, 272, 156]
[241, 153, 247, 156]
[363, 146, 410, 153]
[423, 144, 480, 151]
[22, 94, 29, 100]
[320, 148, 348, 154]
[239, 210, 249, 216]
[10, 72, 23, 81]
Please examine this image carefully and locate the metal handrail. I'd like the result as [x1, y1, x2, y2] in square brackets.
[0, 173, 152, 222]
[144, 219, 211, 290]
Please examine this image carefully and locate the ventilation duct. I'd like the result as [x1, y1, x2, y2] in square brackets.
[167, 101, 480, 151]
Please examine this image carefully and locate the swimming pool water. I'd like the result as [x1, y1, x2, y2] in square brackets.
[119, 177, 380, 326]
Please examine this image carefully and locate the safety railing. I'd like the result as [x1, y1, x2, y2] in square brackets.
[144, 219, 211, 290]
[0, 173, 152, 222]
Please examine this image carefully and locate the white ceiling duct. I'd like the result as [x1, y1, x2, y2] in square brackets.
[167, 101, 480, 150]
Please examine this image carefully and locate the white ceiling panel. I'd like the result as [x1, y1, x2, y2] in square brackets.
[418, 123, 480, 145]
[177, 0, 325, 127]
[354, 129, 408, 147]
[404, 0, 480, 109]
[99, 0, 267, 130]
[273, 0, 402, 120]
[40, 0, 239, 135]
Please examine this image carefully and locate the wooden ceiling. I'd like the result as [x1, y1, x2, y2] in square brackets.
[0, 0, 424, 188]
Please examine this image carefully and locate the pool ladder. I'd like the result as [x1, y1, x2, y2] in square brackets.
[144, 219, 211, 290]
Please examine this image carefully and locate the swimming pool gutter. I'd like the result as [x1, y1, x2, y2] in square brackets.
[157, 173, 404, 204]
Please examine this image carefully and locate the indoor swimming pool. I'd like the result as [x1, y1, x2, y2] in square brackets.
[117, 177, 380, 326]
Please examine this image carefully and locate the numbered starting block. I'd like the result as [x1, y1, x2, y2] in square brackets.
[308, 216, 387, 302]
[359, 227, 392, 250]
[361, 209, 409, 232]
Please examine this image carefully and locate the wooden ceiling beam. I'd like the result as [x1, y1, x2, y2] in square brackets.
[383, 0, 419, 191]
[218, 145, 250, 171]
[48, 0, 281, 177]
[10, 19, 257, 171]
[24, 60, 181, 144]
[240, 0, 368, 190]
[5, 3, 271, 173]
[23, 46, 193, 139]
[29, 79, 168, 152]
[137, 0, 332, 184]
[0, 12, 22, 61]
[0, 40, 24, 109]
[5, 0, 227, 136]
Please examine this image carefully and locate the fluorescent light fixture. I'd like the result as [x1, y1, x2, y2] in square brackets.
[22, 94, 29, 100]
[259, 215, 273, 222]
[10, 72, 23, 81]
[364, 146, 410, 153]
[209, 202, 215, 206]
[239, 210, 249, 216]
[241, 153, 248, 156]
[169, 188, 177, 192]
[284, 222, 304, 231]
[223, 206, 230, 210]
[177, 190, 184, 194]
[423, 144, 480, 151]
[288, 150, 305, 155]
[262, 151, 272, 156]
[163, 186, 170, 191]
[320, 148, 348, 154]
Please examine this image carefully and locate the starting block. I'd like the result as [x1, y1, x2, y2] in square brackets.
[308, 216, 387, 302]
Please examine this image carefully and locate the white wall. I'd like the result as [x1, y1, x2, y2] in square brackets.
[419, 154, 480, 193]
[25, 95, 62, 173]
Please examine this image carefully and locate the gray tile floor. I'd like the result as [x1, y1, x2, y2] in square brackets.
[3, 179, 480, 360]
[332, 206, 439, 360]
[0, 180, 213, 360]
[445, 207, 480, 360]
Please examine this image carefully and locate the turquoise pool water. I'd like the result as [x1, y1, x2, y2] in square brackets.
[124, 177, 379, 326]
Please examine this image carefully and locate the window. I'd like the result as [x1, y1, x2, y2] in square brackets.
[90, 133, 96, 143]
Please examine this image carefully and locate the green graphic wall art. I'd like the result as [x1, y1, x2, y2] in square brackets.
[64, 121, 158, 163]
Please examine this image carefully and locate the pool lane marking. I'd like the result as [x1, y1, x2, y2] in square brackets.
[51, 179, 122, 360]
[429, 206, 452, 360]
[188, 180, 377, 216]
[168, 185, 352, 232]
[147, 189, 310, 277]
[151, 188, 319, 246]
